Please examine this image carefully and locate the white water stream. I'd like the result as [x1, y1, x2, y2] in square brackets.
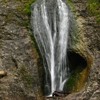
[31, 0, 70, 95]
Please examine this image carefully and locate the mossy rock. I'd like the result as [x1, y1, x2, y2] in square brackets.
[64, 68, 82, 92]
[18, 66, 35, 89]
[64, 52, 92, 93]
[87, 0, 100, 23]
[17, 0, 36, 15]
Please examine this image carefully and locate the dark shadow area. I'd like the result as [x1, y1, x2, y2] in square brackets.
[63, 50, 88, 93]
[67, 51, 87, 73]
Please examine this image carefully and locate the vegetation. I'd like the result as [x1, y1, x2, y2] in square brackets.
[87, 0, 100, 23]
[67, 0, 75, 12]
[67, 0, 100, 23]
[23, 0, 36, 15]
[18, 66, 34, 88]
[17, 0, 36, 15]
[64, 68, 82, 92]
[64, 67, 90, 92]
[65, 71, 79, 92]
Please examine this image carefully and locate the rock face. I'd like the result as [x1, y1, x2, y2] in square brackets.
[64, 0, 100, 100]
[0, 0, 43, 100]
[0, 0, 100, 100]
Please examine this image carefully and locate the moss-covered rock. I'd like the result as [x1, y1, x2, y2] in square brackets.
[87, 0, 100, 24]
[17, 0, 36, 15]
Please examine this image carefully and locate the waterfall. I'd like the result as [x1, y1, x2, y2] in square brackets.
[31, 0, 70, 96]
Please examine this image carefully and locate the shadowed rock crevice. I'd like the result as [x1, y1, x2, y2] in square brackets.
[63, 50, 89, 93]
[67, 51, 87, 73]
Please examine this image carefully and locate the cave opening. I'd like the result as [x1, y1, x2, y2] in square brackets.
[67, 51, 87, 74]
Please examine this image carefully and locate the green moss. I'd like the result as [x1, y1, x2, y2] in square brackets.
[19, 66, 34, 88]
[67, 0, 75, 12]
[65, 75, 77, 91]
[17, 0, 36, 15]
[64, 68, 81, 92]
[87, 0, 100, 23]
[23, 0, 36, 15]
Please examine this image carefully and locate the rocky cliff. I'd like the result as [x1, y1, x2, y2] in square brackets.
[0, 0, 100, 100]
[0, 0, 43, 100]
[64, 0, 100, 100]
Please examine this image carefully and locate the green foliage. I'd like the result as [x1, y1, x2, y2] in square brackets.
[65, 74, 77, 91]
[23, 0, 36, 15]
[87, 0, 100, 23]
[67, 0, 75, 11]
[17, 0, 36, 15]
[65, 69, 80, 92]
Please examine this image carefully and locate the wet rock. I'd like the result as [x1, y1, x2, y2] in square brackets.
[52, 91, 69, 97]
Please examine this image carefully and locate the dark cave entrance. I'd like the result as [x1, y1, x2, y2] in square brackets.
[67, 51, 87, 73]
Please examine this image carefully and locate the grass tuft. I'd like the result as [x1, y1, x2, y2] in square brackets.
[87, 0, 100, 23]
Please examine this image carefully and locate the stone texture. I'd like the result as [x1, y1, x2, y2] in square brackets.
[64, 0, 100, 100]
[0, 0, 100, 100]
[0, 0, 43, 100]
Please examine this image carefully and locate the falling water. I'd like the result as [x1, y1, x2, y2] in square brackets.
[31, 0, 70, 95]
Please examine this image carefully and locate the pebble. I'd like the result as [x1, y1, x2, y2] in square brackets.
[0, 71, 7, 78]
